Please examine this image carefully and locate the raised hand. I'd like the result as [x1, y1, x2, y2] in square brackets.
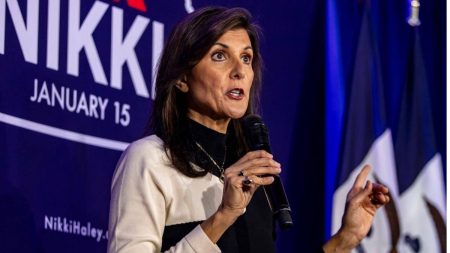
[323, 165, 390, 253]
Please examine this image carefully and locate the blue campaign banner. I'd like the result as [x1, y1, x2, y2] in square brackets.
[1, 1, 164, 252]
[0, 0, 325, 252]
[0, 0, 445, 252]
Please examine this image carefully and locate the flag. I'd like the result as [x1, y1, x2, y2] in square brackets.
[394, 28, 446, 253]
[331, 6, 400, 252]
[329, 2, 446, 253]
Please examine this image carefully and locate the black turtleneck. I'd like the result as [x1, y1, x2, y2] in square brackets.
[188, 119, 228, 179]
[162, 118, 276, 253]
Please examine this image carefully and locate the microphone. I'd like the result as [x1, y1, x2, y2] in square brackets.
[242, 114, 293, 229]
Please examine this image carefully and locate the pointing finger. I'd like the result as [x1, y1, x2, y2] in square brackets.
[352, 164, 372, 189]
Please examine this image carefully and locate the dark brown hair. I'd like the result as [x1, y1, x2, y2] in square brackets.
[149, 6, 263, 177]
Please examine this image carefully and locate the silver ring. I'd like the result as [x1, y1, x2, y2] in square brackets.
[243, 176, 253, 185]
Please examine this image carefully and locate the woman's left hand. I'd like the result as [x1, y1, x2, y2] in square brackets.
[323, 164, 390, 252]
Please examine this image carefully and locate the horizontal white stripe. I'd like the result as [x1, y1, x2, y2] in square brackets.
[397, 154, 445, 252]
[400, 153, 446, 220]
[0, 112, 129, 151]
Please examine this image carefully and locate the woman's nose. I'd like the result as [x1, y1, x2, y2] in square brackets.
[229, 60, 245, 80]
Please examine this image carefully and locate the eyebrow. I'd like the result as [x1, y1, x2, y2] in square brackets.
[214, 42, 253, 51]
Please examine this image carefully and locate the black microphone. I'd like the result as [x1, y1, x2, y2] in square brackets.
[242, 114, 293, 229]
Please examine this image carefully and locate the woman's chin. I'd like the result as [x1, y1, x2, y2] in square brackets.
[226, 110, 247, 120]
[223, 100, 249, 119]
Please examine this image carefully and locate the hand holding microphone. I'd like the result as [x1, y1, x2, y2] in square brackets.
[242, 114, 293, 229]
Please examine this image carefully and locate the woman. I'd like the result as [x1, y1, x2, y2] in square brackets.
[108, 6, 389, 253]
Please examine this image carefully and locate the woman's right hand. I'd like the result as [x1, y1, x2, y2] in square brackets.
[219, 150, 281, 218]
[201, 150, 281, 243]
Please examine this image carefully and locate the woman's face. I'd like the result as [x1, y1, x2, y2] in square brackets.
[183, 28, 254, 130]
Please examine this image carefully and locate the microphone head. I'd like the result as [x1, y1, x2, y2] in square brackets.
[241, 114, 271, 153]
[242, 114, 263, 127]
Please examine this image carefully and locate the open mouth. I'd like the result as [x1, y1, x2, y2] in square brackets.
[226, 88, 244, 99]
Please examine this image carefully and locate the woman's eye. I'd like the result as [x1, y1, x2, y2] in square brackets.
[242, 55, 252, 64]
[212, 52, 226, 61]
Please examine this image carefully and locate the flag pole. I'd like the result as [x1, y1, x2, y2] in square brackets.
[408, 0, 421, 26]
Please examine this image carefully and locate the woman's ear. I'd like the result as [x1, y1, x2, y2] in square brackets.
[175, 75, 189, 93]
